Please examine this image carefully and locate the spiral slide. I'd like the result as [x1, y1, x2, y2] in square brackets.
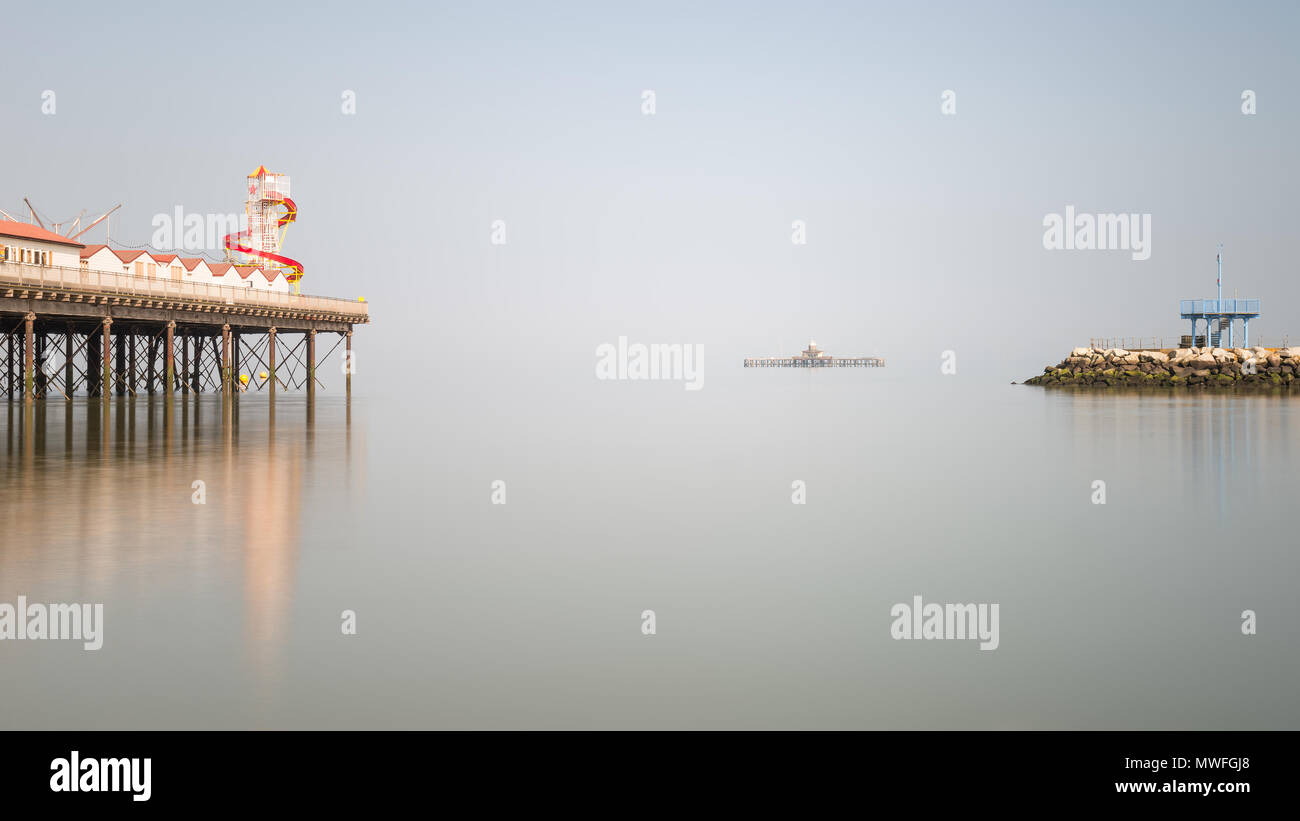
[223, 195, 305, 290]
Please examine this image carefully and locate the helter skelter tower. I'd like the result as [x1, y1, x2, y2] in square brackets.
[223, 165, 305, 293]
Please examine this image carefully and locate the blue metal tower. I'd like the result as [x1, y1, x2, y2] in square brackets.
[1179, 246, 1260, 347]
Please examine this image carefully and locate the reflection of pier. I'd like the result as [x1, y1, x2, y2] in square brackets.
[0, 393, 354, 697]
[744, 339, 884, 368]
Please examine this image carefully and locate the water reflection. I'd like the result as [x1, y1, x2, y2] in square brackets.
[1047, 389, 1298, 518]
[0, 394, 358, 696]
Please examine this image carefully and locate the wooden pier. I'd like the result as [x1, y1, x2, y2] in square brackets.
[744, 340, 884, 369]
[0, 261, 367, 401]
[743, 356, 884, 368]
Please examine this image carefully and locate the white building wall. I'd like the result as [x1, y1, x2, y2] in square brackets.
[2, 236, 82, 269]
[6, 232, 296, 294]
[82, 247, 126, 274]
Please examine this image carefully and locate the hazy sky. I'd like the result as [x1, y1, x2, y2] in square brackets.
[3, 1, 1297, 387]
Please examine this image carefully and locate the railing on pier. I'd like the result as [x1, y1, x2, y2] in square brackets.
[743, 357, 885, 368]
[1179, 299, 1260, 317]
[1087, 337, 1177, 351]
[0, 260, 369, 319]
[1089, 337, 1290, 351]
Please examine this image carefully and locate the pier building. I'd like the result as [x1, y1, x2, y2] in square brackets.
[744, 339, 884, 368]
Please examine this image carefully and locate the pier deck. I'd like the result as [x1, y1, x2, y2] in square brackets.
[1, 261, 367, 401]
[743, 357, 884, 368]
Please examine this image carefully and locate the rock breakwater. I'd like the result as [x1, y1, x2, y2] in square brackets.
[1024, 346, 1300, 389]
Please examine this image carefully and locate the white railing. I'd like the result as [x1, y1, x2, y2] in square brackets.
[0, 261, 369, 319]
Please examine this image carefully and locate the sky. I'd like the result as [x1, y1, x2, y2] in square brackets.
[2, 0, 1297, 388]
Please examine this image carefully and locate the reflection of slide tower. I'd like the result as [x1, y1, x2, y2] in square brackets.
[224, 166, 305, 293]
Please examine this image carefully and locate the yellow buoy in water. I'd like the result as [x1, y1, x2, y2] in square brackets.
[239, 373, 250, 385]
[258, 371, 269, 381]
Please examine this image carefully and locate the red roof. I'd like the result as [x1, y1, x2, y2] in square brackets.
[208, 263, 232, 276]
[179, 257, 207, 271]
[0, 220, 86, 248]
[80, 243, 109, 258]
[112, 249, 148, 263]
[233, 264, 260, 279]
[152, 253, 177, 264]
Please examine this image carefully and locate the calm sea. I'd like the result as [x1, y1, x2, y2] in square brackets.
[1, 379, 1297, 728]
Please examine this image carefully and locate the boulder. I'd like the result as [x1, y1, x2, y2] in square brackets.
[1140, 350, 1169, 363]
[1071, 347, 1092, 357]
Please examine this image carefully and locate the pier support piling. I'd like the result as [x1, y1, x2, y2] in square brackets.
[267, 327, 277, 395]
[101, 318, 112, 403]
[306, 329, 316, 400]
[221, 324, 233, 396]
[165, 321, 175, 396]
[24, 312, 35, 402]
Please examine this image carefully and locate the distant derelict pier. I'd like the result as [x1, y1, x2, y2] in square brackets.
[744, 340, 884, 368]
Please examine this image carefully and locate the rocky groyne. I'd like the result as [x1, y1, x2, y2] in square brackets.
[1024, 346, 1300, 389]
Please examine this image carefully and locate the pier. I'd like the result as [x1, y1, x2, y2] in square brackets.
[744, 340, 884, 368]
[1, 261, 368, 401]
[744, 357, 884, 368]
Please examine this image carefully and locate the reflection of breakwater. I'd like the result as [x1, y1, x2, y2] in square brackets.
[1047, 389, 1299, 519]
[0, 393, 360, 693]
